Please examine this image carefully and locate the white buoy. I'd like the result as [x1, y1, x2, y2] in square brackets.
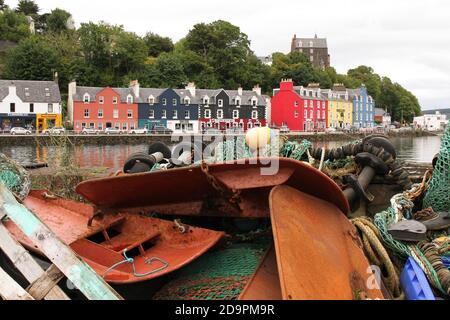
[245, 127, 271, 150]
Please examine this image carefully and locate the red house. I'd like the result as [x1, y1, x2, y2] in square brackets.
[271, 79, 328, 132]
[71, 86, 138, 133]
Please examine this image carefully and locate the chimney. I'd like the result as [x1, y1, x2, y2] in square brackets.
[280, 79, 293, 91]
[54, 71, 59, 83]
[129, 80, 140, 98]
[185, 82, 196, 96]
[238, 86, 243, 96]
[68, 81, 77, 124]
[252, 84, 261, 96]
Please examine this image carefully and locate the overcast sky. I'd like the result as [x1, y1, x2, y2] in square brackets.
[6, 0, 450, 110]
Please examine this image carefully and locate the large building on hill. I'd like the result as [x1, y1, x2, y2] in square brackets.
[291, 34, 330, 69]
[0, 79, 62, 131]
[68, 81, 270, 134]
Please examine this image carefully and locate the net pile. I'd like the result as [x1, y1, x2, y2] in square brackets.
[423, 121, 450, 212]
[0, 153, 31, 200]
[153, 242, 269, 300]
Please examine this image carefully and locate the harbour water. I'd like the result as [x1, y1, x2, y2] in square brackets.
[0, 135, 443, 172]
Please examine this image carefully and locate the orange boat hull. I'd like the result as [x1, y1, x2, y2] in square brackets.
[5, 191, 224, 284]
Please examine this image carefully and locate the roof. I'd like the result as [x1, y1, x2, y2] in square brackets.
[423, 108, 450, 116]
[0, 80, 61, 103]
[292, 37, 328, 48]
[73, 85, 268, 106]
[375, 108, 388, 117]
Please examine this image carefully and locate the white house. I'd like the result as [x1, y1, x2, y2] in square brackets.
[413, 111, 447, 131]
[0, 80, 62, 131]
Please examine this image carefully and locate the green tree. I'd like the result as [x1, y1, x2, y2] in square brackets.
[3, 36, 59, 80]
[0, 0, 8, 11]
[0, 9, 30, 42]
[152, 52, 188, 88]
[15, 0, 39, 16]
[143, 32, 174, 57]
[45, 8, 71, 33]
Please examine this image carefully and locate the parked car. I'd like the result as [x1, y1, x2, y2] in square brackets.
[204, 128, 221, 135]
[129, 128, 148, 134]
[10, 127, 32, 135]
[81, 128, 100, 135]
[43, 127, 66, 135]
[152, 126, 173, 134]
[279, 126, 290, 134]
[325, 127, 337, 133]
[104, 127, 123, 135]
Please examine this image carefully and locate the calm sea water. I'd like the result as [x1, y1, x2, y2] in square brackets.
[0, 135, 443, 172]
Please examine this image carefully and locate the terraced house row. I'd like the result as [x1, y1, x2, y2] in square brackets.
[271, 79, 375, 131]
[68, 81, 270, 133]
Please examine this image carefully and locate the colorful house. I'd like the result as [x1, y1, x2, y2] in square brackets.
[347, 86, 375, 128]
[323, 84, 353, 129]
[69, 84, 138, 133]
[0, 80, 62, 131]
[69, 81, 269, 134]
[271, 79, 328, 132]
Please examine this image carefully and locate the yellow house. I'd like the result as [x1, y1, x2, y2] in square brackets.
[326, 86, 353, 129]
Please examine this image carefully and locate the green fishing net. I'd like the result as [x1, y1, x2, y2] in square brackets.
[423, 121, 450, 212]
[0, 153, 31, 200]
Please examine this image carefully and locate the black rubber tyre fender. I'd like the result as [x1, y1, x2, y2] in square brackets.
[123, 152, 156, 173]
[148, 142, 172, 159]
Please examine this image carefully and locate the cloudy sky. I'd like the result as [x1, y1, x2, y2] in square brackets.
[6, 0, 450, 110]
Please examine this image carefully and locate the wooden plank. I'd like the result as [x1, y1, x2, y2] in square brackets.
[26, 264, 65, 300]
[0, 267, 34, 300]
[0, 224, 70, 300]
[0, 184, 122, 300]
[0, 224, 69, 300]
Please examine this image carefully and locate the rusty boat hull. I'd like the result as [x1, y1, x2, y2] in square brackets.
[76, 158, 350, 218]
[5, 190, 224, 284]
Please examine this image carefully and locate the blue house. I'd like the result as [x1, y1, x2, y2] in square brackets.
[348, 86, 375, 128]
[136, 87, 199, 133]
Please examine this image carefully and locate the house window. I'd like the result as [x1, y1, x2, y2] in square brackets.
[173, 110, 178, 119]
[99, 96, 104, 104]
[184, 98, 190, 105]
[304, 110, 308, 118]
[98, 109, 103, 118]
[309, 100, 313, 108]
[162, 110, 167, 119]
[252, 99, 257, 107]
[149, 110, 154, 118]
[122, 123, 128, 130]
[322, 111, 325, 119]
[29, 103, 34, 113]
[317, 110, 320, 118]
[322, 102, 325, 109]
[173, 98, 177, 106]
[130, 123, 136, 130]
[203, 97, 209, 105]
[10, 103, 15, 113]
[162, 98, 167, 106]
[127, 95, 133, 104]
[98, 123, 103, 130]
[236, 98, 241, 106]
[127, 110, 133, 118]
[89, 123, 94, 128]
[248, 122, 253, 129]
[148, 97, 154, 105]
[294, 101, 298, 107]
[81, 123, 86, 129]
[252, 111, 258, 120]
[112, 96, 118, 104]
[217, 110, 223, 119]
[84, 109, 89, 118]
[218, 99, 223, 107]
[205, 109, 211, 119]
[83, 94, 90, 103]
[233, 110, 239, 119]
[115, 122, 120, 129]
[113, 109, 119, 119]
[185, 110, 190, 119]
[310, 110, 314, 118]
[294, 111, 299, 118]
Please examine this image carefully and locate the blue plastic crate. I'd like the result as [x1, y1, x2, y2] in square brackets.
[400, 257, 435, 300]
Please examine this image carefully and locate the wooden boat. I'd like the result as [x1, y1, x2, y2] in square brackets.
[4, 190, 224, 284]
[76, 157, 349, 218]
